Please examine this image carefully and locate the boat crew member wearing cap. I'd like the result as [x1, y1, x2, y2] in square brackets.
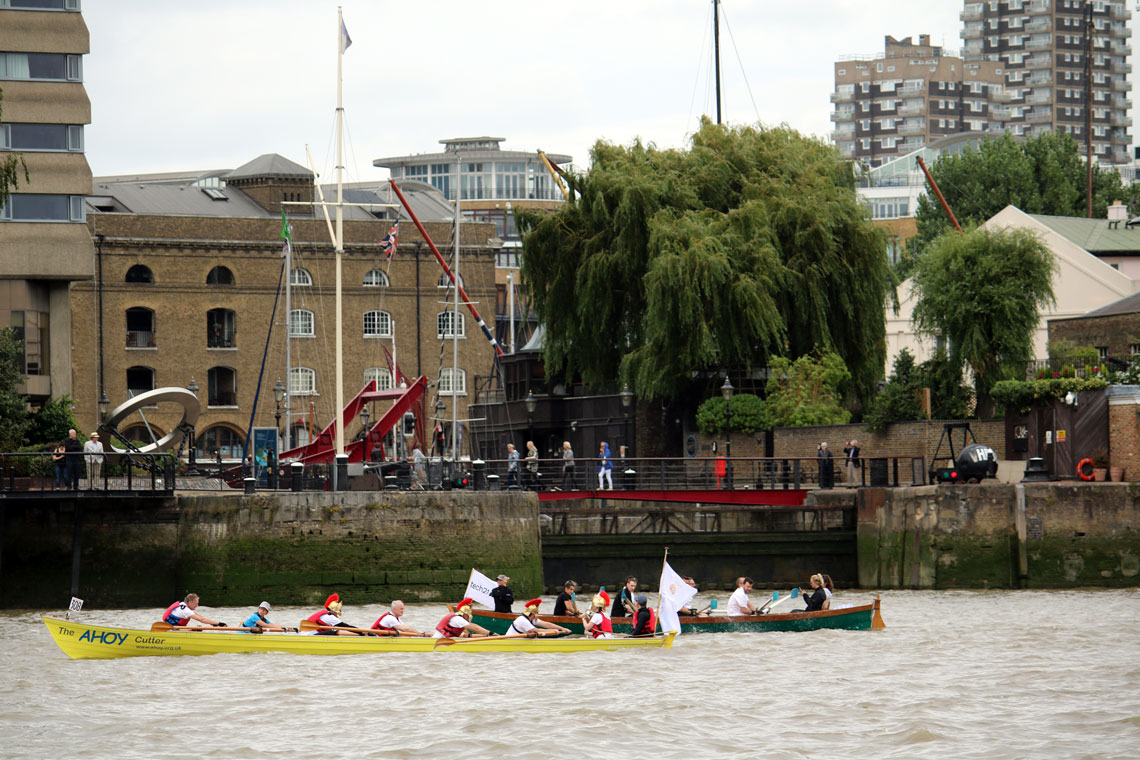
[582, 591, 615, 639]
[490, 574, 514, 613]
[306, 593, 364, 635]
[371, 600, 425, 636]
[552, 580, 578, 616]
[241, 601, 295, 633]
[508, 598, 571, 638]
[162, 593, 225, 628]
[631, 594, 657, 636]
[433, 598, 491, 638]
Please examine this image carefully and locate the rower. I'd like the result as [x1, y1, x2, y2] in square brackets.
[582, 591, 614, 639]
[631, 594, 656, 636]
[433, 597, 491, 638]
[371, 600, 425, 636]
[306, 593, 364, 636]
[163, 593, 225, 628]
[508, 598, 571, 638]
[240, 601, 295, 633]
[727, 577, 757, 616]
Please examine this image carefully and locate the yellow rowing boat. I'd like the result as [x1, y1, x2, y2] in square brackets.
[42, 617, 676, 659]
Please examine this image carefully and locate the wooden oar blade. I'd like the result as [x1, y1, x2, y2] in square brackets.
[150, 622, 172, 632]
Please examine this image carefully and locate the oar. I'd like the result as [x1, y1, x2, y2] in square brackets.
[150, 622, 261, 633]
[432, 630, 560, 648]
[756, 591, 780, 614]
[761, 588, 800, 614]
[694, 598, 718, 615]
[297, 620, 422, 636]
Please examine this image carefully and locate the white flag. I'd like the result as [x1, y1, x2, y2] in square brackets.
[464, 568, 496, 608]
[657, 561, 697, 635]
[340, 18, 352, 53]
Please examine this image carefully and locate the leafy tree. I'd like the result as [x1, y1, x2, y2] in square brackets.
[863, 349, 926, 432]
[0, 328, 31, 452]
[918, 348, 973, 420]
[517, 119, 892, 404]
[695, 393, 766, 436]
[1, 90, 30, 211]
[762, 352, 851, 427]
[912, 132, 1134, 255]
[912, 225, 1056, 418]
[26, 395, 78, 447]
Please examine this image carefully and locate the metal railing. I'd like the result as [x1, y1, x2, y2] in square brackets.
[0, 451, 176, 495]
[125, 330, 155, 348]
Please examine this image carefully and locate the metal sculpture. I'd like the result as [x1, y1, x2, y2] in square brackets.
[98, 387, 201, 454]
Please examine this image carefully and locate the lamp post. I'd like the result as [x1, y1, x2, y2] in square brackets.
[272, 379, 285, 433]
[435, 399, 446, 457]
[619, 383, 634, 490]
[185, 382, 198, 471]
[721, 376, 734, 490]
[98, 392, 110, 423]
[270, 379, 285, 488]
[525, 389, 537, 444]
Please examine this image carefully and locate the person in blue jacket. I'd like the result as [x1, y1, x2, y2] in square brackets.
[597, 441, 613, 490]
[240, 601, 295, 633]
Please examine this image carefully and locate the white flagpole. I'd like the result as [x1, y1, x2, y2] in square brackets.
[334, 6, 345, 457]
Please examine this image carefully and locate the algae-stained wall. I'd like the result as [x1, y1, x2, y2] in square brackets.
[851, 483, 1140, 589]
[0, 492, 543, 609]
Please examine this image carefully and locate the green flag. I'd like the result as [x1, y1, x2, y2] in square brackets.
[280, 210, 292, 257]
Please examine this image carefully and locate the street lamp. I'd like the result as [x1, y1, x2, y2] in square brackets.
[435, 399, 446, 456]
[721, 376, 734, 489]
[186, 381, 199, 470]
[619, 383, 634, 448]
[272, 379, 286, 431]
[525, 389, 537, 443]
[98, 392, 110, 422]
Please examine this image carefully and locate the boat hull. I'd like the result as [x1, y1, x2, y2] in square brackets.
[42, 618, 674, 659]
[473, 598, 884, 635]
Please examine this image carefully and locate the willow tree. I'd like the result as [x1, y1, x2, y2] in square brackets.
[517, 119, 892, 402]
[912, 225, 1056, 418]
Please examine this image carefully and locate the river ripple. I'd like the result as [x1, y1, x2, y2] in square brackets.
[2, 590, 1138, 759]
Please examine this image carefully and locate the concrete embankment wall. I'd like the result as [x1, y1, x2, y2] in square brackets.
[816, 483, 1140, 589]
[0, 491, 542, 609]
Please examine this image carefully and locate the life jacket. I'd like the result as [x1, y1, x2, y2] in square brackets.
[163, 601, 189, 626]
[371, 612, 399, 632]
[589, 612, 613, 639]
[307, 608, 335, 626]
[633, 607, 656, 636]
[435, 613, 466, 638]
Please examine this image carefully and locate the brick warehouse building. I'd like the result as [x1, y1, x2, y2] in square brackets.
[73, 154, 502, 462]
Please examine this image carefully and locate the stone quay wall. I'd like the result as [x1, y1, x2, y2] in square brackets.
[0, 491, 542, 609]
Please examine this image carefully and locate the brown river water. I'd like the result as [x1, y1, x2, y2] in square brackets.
[3, 590, 1138, 759]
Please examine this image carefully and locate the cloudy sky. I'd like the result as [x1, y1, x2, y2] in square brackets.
[84, 1, 969, 180]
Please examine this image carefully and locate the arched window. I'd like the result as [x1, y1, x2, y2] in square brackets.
[290, 366, 316, 396]
[439, 367, 466, 396]
[196, 426, 244, 460]
[363, 310, 392, 338]
[289, 309, 314, 337]
[206, 308, 236, 348]
[206, 266, 235, 285]
[290, 267, 312, 286]
[363, 269, 389, 287]
[126, 307, 155, 347]
[437, 311, 465, 338]
[126, 366, 155, 397]
[364, 367, 393, 391]
[437, 272, 463, 288]
[125, 265, 154, 283]
[121, 423, 165, 445]
[207, 366, 237, 406]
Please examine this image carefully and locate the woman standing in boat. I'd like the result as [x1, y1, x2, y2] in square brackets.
[307, 593, 364, 635]
[508, 599, 571, 638]
[803, 574, 828, 612]
[583, 591, 615, 639]
[433, 598, 491, 638]
[163, 593, 225, 627]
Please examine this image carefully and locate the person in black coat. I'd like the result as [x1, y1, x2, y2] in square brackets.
[490, 574, 514, 613]
[817, 442, 834, 489]
[803, 573, 828, 612]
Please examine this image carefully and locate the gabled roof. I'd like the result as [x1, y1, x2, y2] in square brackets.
[1028, 213, 1140, 254]
[226, 153, 311, 181]
[1082, 290, 1140, 317]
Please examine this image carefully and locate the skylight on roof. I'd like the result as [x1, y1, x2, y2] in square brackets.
[201, 187, 228, 201]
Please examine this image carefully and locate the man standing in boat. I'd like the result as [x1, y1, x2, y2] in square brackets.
[307, 593, 365, 635]
[371, 600, 425, 636]
[241, 601, 295, 633]
[490, 574, 514, 613]
[433, 598, 491, 638]
[727, 577, 757, 616]
[163, 593, 225, 627]
[508, 599, 571, 638]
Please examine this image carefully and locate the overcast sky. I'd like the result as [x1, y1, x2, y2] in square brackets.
[84, 1, 971, 180]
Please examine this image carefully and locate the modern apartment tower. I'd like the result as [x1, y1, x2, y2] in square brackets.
[960, 0, 1132, 164]
[832, 35, 1005, 166]
[0, 0, 93, 404]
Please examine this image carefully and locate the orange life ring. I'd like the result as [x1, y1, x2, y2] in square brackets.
[1076, 458, 1095, 481]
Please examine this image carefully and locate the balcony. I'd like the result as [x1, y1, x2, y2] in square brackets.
[1028, 0, 1050, 11]
[898, 85, 924, 97]
[1112, 96, 1131, 109]
[126, 330, 155, 349]
[1025, 108, 1053, 123]
[831, 110, 855, 122]
[1025, 19, 1050, 33]
[899, 121, 926, 135]
[1027, 91, 1053, 104]
[1113, 61, 1132, 74]
[1025, 55, 1052, 69]
[897, 104, 923, 115]
[1111, 78, 1129, 91]
[961, 6, 983, 21]
[1109, 4, 1128, 20]
[831, 90, 855, 103]
[1026, 37, 1053, 49]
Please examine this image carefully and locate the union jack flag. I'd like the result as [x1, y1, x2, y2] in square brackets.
[380, 220, 398, 261]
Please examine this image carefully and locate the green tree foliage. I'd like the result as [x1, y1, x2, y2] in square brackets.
[920, 348, 973, 420]
[912, 132, 1133, 255]
[863, 349, 925, 431]
[695, 393, 766, 436]
[0, 328, 31, 451]
[991, 377, 1108, 414]
[762, 352, 851, 428]
[26, 395, 79, 446]
[517, 119, 892, 403]
[1, 90, 30, 210]
[912, 225, 1056, 418]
